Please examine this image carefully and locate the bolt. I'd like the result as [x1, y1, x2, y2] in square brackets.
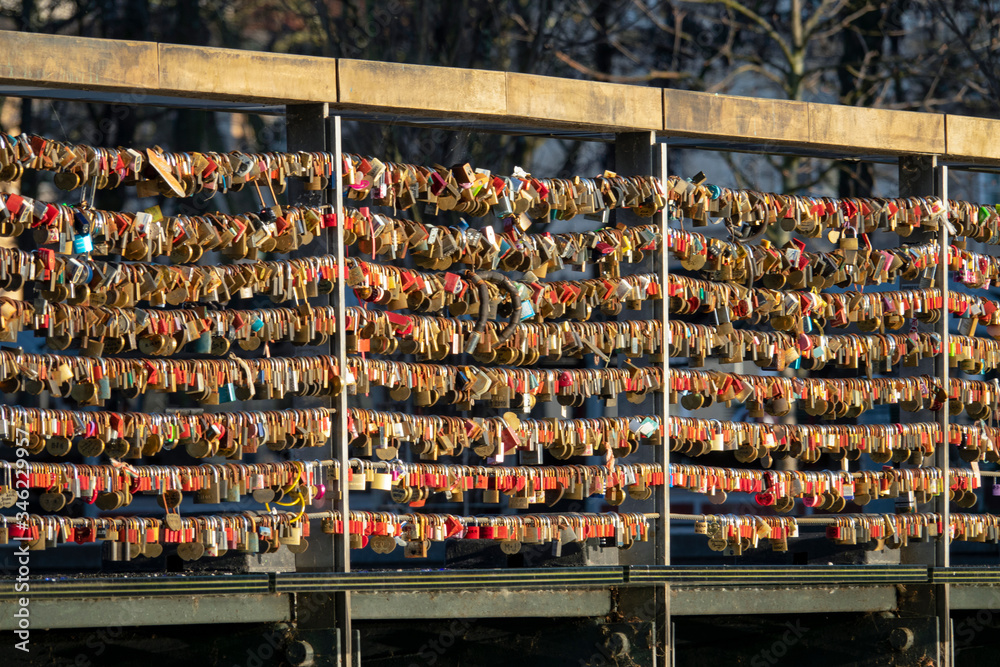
[603, 631, 630, 658]
[889, 627, 914, 652]
[287, 639, 315, 666]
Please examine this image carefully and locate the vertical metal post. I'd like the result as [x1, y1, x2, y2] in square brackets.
[286, 106, 352, 663]
[614, 131, 669, 666]
[330, 115, 351, 573]
[331, 114, 353, 663]
[937, 165, 951, 570]
[285, 102, 334, 569]
[655, 139, 672, 667]
[937, 164, 951, 667]
[286, 104, 330, 211]
[613, 131, 656, 543]
[898, 154, 949, 667]
[897, 155, 937, 564]
[656, 141, 671, 567]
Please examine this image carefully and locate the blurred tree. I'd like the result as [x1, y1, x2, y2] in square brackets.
[617, 0, 968, 198]
[1, 0, 999, 192]
[926, 0, 1000, 112]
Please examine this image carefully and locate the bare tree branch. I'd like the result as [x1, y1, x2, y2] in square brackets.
[684, 0, 796, 71]
[553, 50, 686, 81]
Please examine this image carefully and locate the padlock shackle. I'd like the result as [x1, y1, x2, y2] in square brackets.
[465, 270, 521, 345]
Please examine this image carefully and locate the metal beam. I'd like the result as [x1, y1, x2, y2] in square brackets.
[5, 573, 1000, 628]
[0, 573, 271, 599]
[670, 586, 897, 616]
[0, 584, 913, 629]
[275, 567, 624, 592]
[0, 594, 291, 630]
[948, 586, 1000, 610]
[629, 565, 927, 586]
[351, 589, 612, 620]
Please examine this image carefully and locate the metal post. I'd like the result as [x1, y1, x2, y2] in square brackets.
[937, 164, 951, 667]
[659, 142, 671, 567]
[286, 104, 330, 212]
[898, 154, 949, 667]
[330, 115, 351, 573]
[613, 130, 656, 543]
[286, 105, 352, 664]
[614, 131, 669, 666]
[897, 155, 937, 567]
[285, 102, 335, 569]
[655, 139, 672, 667]
[285, 106, 332, 464]
[936, 164, 951, 570]
[331, 114, 353, 664]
